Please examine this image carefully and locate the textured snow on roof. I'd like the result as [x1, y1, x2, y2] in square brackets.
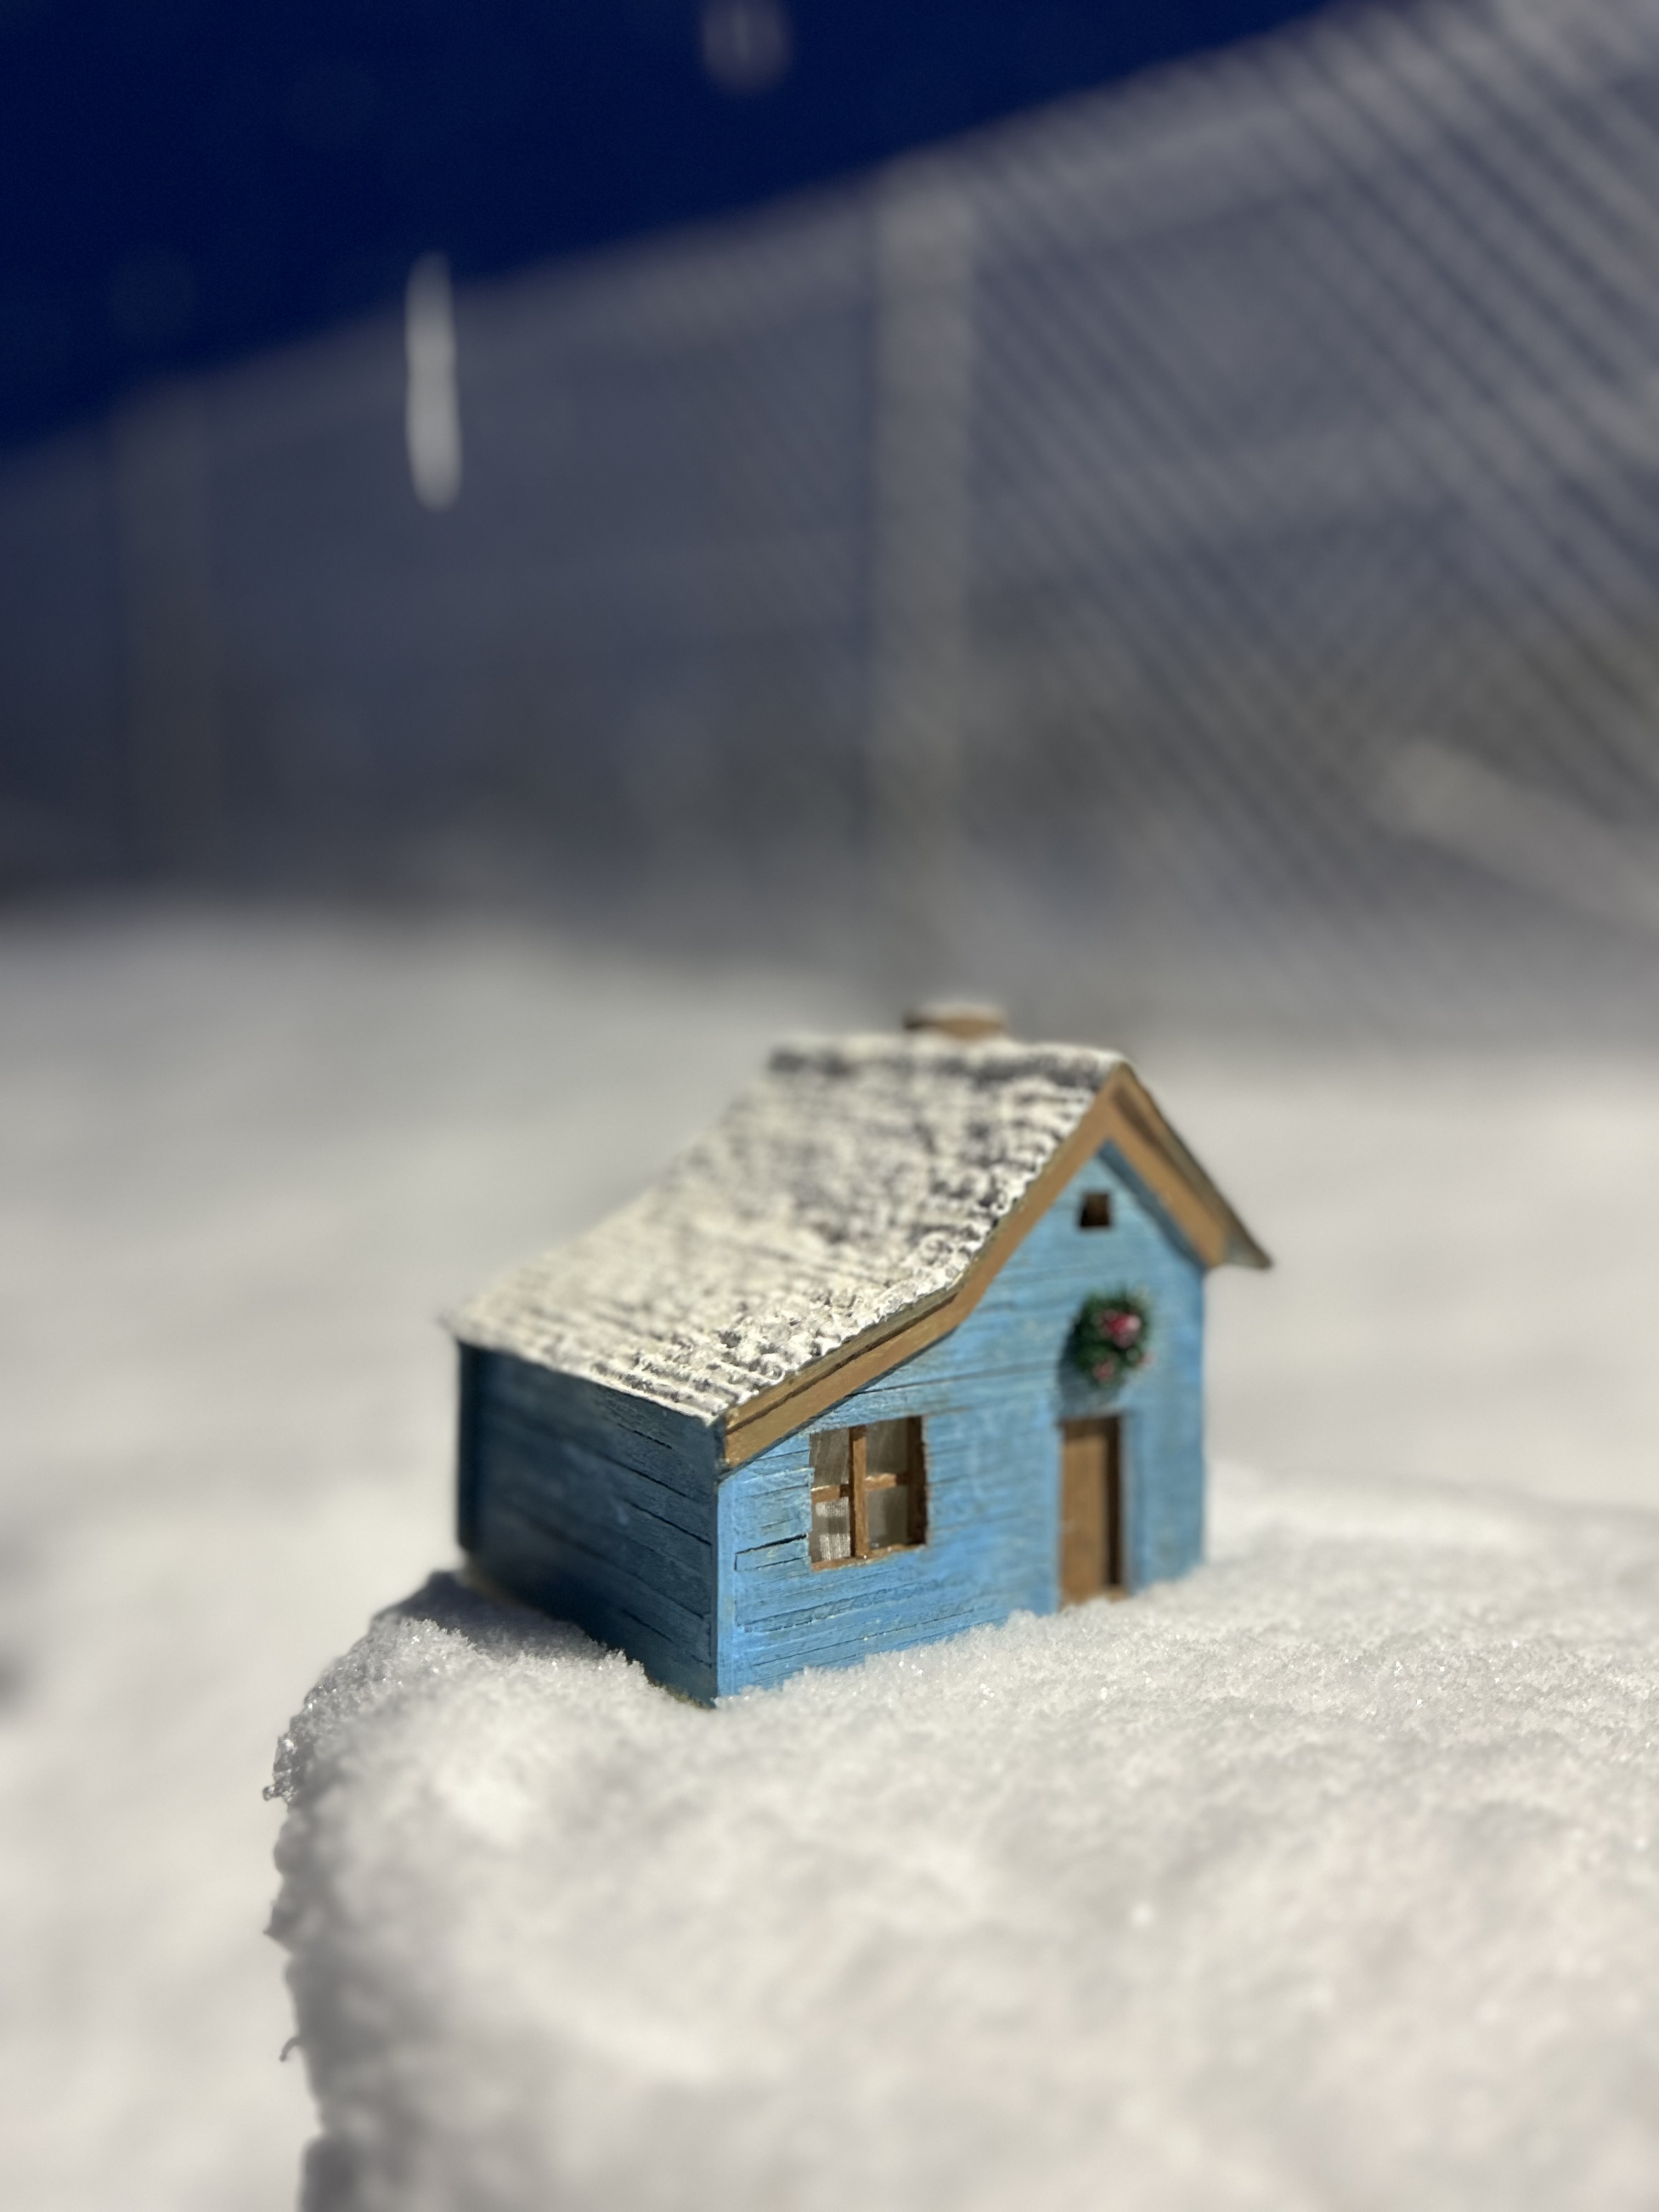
[450, 1034, 1121, 1424]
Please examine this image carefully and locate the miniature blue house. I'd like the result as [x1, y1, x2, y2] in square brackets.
[449, 1015, 1267, 1702]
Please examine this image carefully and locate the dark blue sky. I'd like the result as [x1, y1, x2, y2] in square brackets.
[0, 0, 1340, 452]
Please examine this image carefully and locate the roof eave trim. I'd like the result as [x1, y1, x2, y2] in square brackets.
[719, 1063, 1267, 1468]
[1101, 1065, 1271, 1273]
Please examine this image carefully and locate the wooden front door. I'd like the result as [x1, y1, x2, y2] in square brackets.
[1059, 1416, 1125, 1604]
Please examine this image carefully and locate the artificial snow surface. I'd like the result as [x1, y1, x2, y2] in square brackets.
[0, 914, 861, 2212]
[8, 912, 1659, 2210]
[274, 1471, 1659, 2212]
[453, 1035, 1125, 1421]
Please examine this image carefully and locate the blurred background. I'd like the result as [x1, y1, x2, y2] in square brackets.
[10, 0, 1659, 1030]
[8, 1, 1659, 2207]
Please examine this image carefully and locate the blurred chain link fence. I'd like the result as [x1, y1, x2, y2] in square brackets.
[7, 0, 1659, 1034]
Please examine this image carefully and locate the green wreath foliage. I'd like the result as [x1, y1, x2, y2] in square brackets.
[1066, 1289, 1154, 1387]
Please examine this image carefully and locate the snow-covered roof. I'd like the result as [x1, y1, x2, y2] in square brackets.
[450, 1033, 1133, 1429]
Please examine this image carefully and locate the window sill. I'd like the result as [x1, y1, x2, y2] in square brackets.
[809, 1542, 924, 1572]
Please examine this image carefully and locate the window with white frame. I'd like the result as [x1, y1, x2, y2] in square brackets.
[808, 1417, 927, 1566]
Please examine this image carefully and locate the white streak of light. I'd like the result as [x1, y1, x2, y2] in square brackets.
[405, 254, 461, 512]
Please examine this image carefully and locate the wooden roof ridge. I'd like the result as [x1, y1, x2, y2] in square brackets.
[718, 1060, 1268, 1467]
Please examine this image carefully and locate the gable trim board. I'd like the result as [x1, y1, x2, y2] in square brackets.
[718, 1063, 1266, 1468]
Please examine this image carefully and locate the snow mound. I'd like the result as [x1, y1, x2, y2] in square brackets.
[270, 1464, 1659, 2212]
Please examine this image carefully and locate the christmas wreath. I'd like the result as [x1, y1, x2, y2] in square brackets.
[1067, 1290, 1153, 1387]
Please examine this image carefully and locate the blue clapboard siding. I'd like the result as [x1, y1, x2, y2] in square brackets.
[464, 1348, 721, 1703]
[459, 1139, 1207, 1703]
[715, 1146, 1205, 1693]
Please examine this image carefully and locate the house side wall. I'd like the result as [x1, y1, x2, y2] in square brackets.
[463, 1347, 721, 1703]
[717, 1147, 1205, 1694]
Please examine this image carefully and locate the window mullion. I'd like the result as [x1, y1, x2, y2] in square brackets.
[848, 1426, 870, 1559]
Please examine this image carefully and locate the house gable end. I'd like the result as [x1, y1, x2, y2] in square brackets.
[717, 1150, 1207, 1692]
[719, 1064, 1262, 1468]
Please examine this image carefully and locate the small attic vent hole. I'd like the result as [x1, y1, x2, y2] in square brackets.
[1079, 1191, 1114, 1231]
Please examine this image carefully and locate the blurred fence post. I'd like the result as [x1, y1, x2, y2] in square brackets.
[405, 255, 464, 512]
[867, 156, 975, 986]
[108, 382, 223, 874]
